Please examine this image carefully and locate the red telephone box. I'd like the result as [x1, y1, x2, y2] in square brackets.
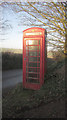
[23, 27, 47, 90]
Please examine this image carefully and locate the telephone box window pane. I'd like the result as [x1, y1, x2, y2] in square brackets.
[29, 52, 37, 56]
[29, 57, 40, 62]
[26, 73, 28, 77]
[28, 68, 40, 73]
[26, 46, 28, 50]
[29, 57, 37, 62]
[26, 41, 28, 45]
[28, 40, 38, 45]
[29, 63, 37, 67]
[38, 63, 40, 67]
[37, 74, 40, 78]
[28, 73, 37, 78]
[38, 57, 40, 61]
[26, 63, 28, 70]
[26, 51, 28, 56]
[29, 46, 38, 51]
[39, 40, 40, 45]
[38, 52, 40, 56]
[26, 63, 27, 67]
[26, 67, 27, 72]
[39, 46, 40, 50]
[26, 78, 39, 83]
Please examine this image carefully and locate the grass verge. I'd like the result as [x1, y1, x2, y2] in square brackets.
[2, 57, 65, 118]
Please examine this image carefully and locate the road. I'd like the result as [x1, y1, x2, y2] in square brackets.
[2, 69, 22, 89]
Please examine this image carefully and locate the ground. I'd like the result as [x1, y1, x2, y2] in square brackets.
[23, 98, 65, 118]
[2, 56, 66, 118]
[23, 65, 65, 118]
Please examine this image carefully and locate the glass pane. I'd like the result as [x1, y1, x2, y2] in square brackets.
[29, 46, 38, 51]
[38, 52, 40, 56]
[29, 57, 40, 62]
[39, 40, 40, 45]
[38, 57, 40, 61]
[39, 46, 40, 50]
[26, 73, 28, 77]
[29, 51, 37, 56]
[28, 73, 38, 78]
[29, 57, 37, 62]
[26, 63, 28, 71]
[28, 40, 38, 45]
[26, 46, 28, 50]
[26, 51, 40, 57]
[26, 67, 28, 72]
[26, 78, 39, 83]
[37, 63, 40, 67]
[26, 40, 28, 45]
[29, 62, 37, 67]
[26, 51, 28, 56]
[28, 68, 40, 72]
[38, 74, 40, 78]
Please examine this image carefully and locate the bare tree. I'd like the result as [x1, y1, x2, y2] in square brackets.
[1, 2, 67, 53]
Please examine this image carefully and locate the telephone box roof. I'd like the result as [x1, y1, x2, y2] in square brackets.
[23, 27, 45, 32]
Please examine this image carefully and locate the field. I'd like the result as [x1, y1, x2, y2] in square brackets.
[2, 51, 66, 118]
[2, 48, 22, 54]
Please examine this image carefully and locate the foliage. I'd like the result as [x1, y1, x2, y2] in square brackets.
[2, 56, 65, 118]
[2, 52, 22, 70]
[50, 50, 65, 61]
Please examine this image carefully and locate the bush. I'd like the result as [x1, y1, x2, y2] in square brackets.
[51, 50, 65, 61]
[2, 52, 22, 70]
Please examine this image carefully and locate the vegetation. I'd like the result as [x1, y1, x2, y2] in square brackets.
[1, 1, 66, 117]
[2, 52, 22, 70]
[2, 53, 65, 118]
[2, 48, 22, 54]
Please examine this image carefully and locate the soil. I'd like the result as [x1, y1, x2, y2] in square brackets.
[23, 98, 65, 118]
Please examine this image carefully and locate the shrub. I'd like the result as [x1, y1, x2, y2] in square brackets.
[2, 52, 23, 70]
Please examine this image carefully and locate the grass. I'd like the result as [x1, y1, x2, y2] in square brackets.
[2, 54, 65, 118]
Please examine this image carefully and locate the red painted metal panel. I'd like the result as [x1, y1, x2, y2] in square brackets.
[23, 27, 47, 90]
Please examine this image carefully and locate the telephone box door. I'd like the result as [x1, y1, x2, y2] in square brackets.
[23, 38, 42, 90]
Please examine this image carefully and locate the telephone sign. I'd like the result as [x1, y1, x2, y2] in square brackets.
[23, 27, 47, 90]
